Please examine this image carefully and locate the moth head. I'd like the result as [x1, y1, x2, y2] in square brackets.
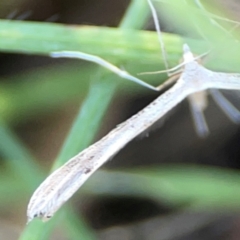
[182, 44, 195, 63]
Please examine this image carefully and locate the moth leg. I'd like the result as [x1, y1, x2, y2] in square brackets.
[188, 91, 209, 138]
[156, 73, 180, 91]
[51, 51, 158, 91]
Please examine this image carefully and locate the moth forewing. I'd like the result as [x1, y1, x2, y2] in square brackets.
[208, 72, 240, 90]
[27, 48, 196, 222]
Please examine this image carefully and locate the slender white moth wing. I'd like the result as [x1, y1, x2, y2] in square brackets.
[27, 69, 193, 222]
[198, 66, 240, 90]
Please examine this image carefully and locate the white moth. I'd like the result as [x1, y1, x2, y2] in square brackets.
[27, 43, 240, 222]
[27, 0, 240, 222]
